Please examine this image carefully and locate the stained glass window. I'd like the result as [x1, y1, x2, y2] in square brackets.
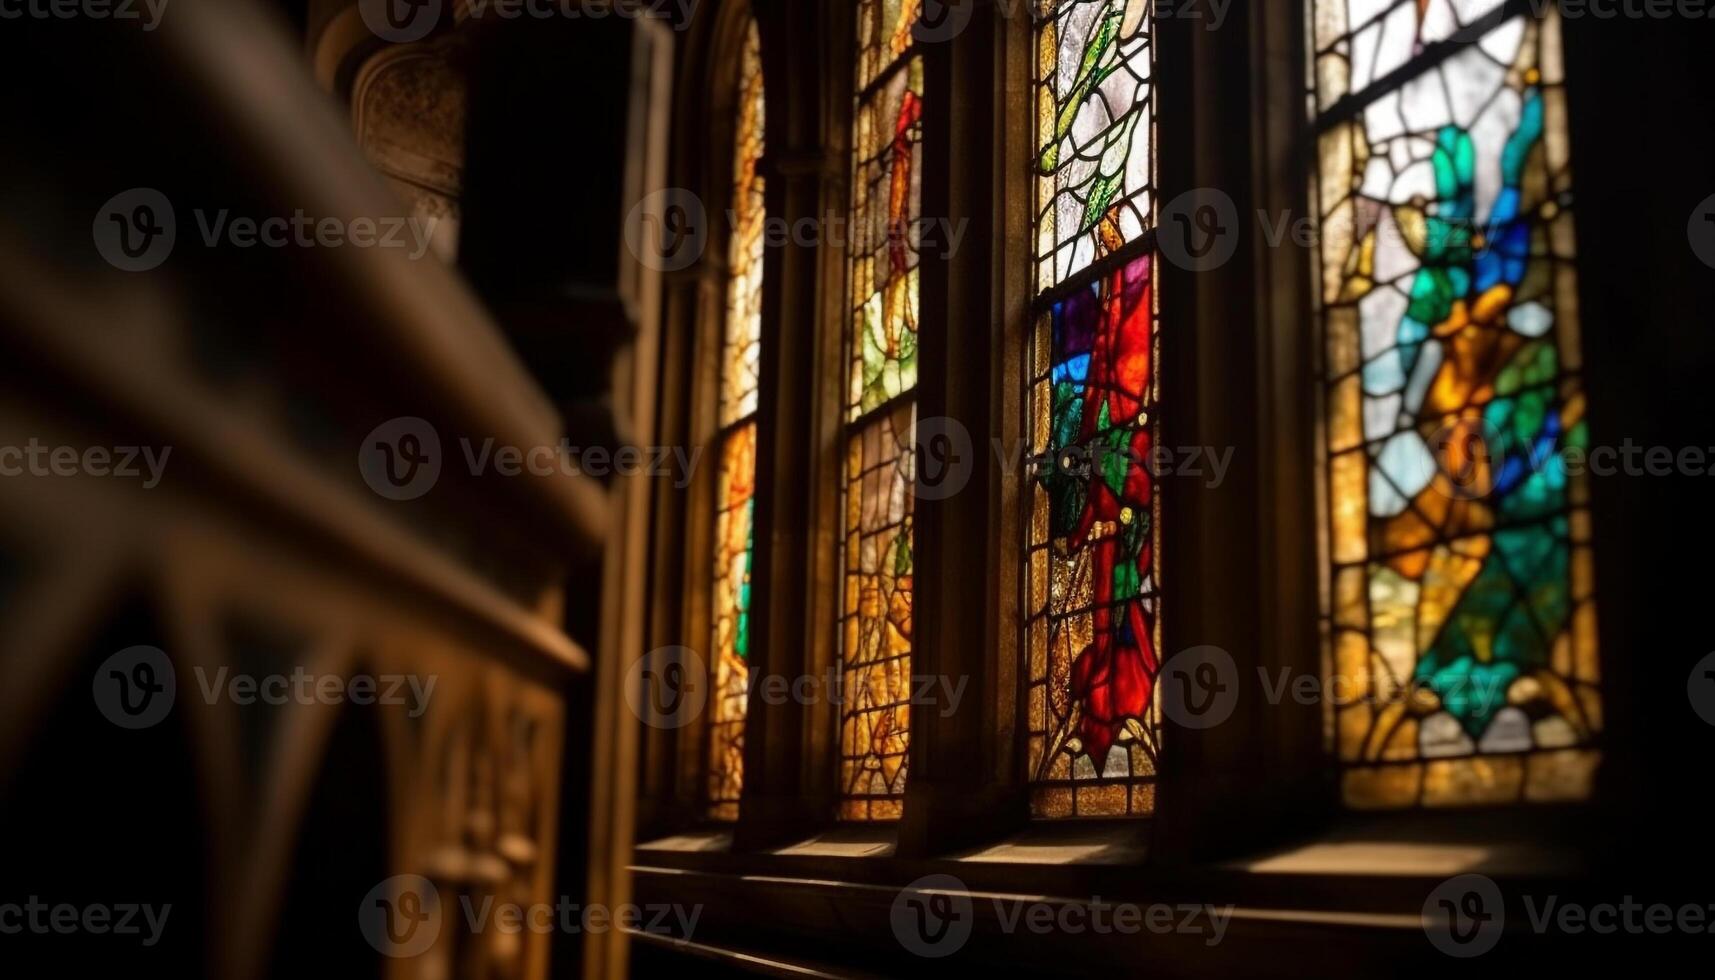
[849, 58, 923, 421]
[1034, 0, 1155, 293]
[856, 0, 921, 91]
[840, 402, 916, 819]
[1026, 0, 1160, 819]
[706, 22, 765, 821]
[1309, 3, 1600, 808]
[840, 5, 923, 821]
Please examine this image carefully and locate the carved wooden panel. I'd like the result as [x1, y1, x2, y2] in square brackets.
[352, 39, 468, 262]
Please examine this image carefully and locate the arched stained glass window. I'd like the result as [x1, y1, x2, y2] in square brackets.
[838, 0, 923, 821]
[1308, 2, 1601, 808]
[1025, 0, 1160, 819]
[707, 21, 765, 821]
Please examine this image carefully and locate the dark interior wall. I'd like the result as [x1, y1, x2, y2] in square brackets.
[1561, 8, 1715, 886]
[0, 600, 208, 975]
[456, 15, 659, 977]
[272, 0, 310, 37]
[265, 706, 390, 980]
[458, 13, 641, 418]
[460, 17, 632, 305]
[0, 7, 602, 980]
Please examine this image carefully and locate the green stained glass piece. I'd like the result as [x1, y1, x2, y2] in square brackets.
[1038, 4, 1123, 173]
[1502, 90, 1544, 186]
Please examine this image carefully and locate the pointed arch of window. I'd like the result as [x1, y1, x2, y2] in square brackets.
[1307, 1, 1601, 809]
[705, 18, 766, 822]
[1024, 0, 1161, 820]
[837, 0, 925, 821]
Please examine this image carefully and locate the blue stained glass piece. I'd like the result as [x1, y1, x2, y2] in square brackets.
[1363, 349, 1407, 395]
[1054, 353, 1092, 385]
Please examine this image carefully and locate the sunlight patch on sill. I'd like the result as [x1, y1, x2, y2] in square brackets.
[636, 830, 734, 853]
[958, 840, 1138, 865]
[1235, 841, 1496, 876]
[957, 825, 1149, 865]
[771, 828, 897, 859]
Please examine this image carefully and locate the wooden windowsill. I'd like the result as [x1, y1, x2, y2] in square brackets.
[632, 805, 1592, 912]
